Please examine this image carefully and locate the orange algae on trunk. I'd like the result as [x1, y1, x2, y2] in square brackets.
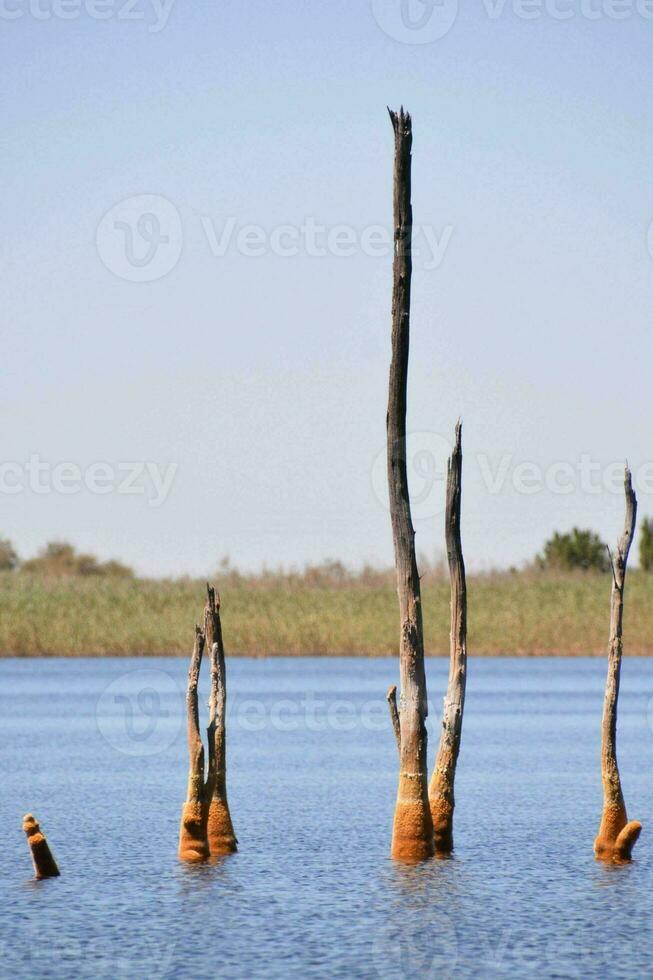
[392, 784, 435, 863]
[206, 798, 237, 856]
[595, 805, 641, 864]
[23, 813, 60, 879]
[179, 801, 210, 864]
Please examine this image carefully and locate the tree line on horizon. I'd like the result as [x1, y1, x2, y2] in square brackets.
[0, 539, 133, 578]
[1, 523, 653, 579]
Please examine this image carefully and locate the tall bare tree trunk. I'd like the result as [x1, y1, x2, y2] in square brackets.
[429, 421, 467, 855]
[387, 107, 434, 862]
[22, 813, 60, 879]
[594, 467, 642, 863]
[178, 625, 210, 862]
[204, 585, 238, 856]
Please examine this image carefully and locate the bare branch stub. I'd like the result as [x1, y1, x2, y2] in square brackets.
[429, 421, 467, 856]
[594, 467, 641, 862]
[386, 685, 401, 756]
[387, 107, 434, 862]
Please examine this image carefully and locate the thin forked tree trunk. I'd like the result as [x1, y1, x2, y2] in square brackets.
[429, 421, 467, 855]
[178, 625, 210, 862]
[387, 106, 434, 862]
[594, 467, 641, 862]
[204, 585, 238, 855]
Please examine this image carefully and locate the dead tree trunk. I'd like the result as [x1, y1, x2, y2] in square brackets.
[178, 625, 211, 862]
[178, 586, 237, 862]
[594, 467, 641, 862]
[204, 585, 238, 856]
[387, 106, 434, 862]
[429, 422, 467, 855]
[23, 813, 60, 879]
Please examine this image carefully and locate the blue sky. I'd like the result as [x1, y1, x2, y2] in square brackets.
[2, 1, 652, 575]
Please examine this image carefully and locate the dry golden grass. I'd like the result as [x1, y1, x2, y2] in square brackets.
[1, 566, 652, 656]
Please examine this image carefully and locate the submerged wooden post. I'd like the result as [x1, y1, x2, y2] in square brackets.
[387, 107, 434, 862]
[429, 422, 467, 855]
[178, 586, 237, 862]
[594, 467, 642, 863]
[204, 585, 238, 855]
[178, 626, 211, 862]
[23, 813, 60, 879]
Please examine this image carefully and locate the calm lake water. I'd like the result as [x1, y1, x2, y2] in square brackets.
[1, 656, 653, 979]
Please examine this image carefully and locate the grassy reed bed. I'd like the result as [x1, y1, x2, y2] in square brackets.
[1, 568, 652, 657]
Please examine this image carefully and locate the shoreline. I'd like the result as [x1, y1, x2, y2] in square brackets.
[1, 569, 652, 658]
[2, 649, 653, 658]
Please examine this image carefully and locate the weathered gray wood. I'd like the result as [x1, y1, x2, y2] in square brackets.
[387, 107, 434, 861]
[429, 421, 467, 854]
[205, 585, 224, 796]
[594, 466, 641, 862]
[178, 626, 210, 862]
[204, 584, 237, 855]
[185, 625, 206, 805]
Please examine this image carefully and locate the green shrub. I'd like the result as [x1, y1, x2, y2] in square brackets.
[640, 518, 653, 572]
[537, 528, 609, 573]
[0, 537, 19, 571]
[22, 541, 133, 578]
